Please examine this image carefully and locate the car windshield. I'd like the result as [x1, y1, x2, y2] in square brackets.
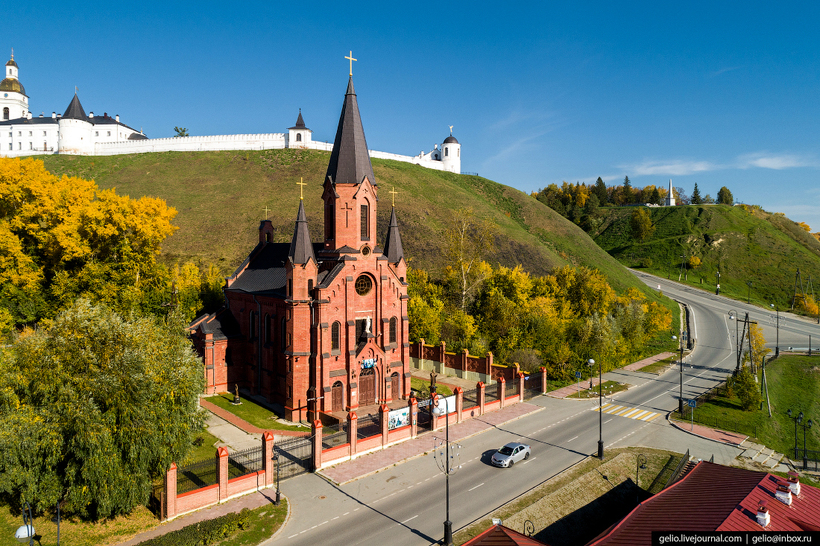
[498, 446, 514, 455]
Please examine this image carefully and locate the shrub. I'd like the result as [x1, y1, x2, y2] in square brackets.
[637, 257, 653, 268]
[136, 508, 251, 546]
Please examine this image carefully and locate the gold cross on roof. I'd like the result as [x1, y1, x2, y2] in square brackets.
[345, 51, 357, 76]
[263, 205, 270, 218]
[389, 186, 399, 207]
[297, 177, 307, 200]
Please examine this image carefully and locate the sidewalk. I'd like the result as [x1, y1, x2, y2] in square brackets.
[668, 418, 748, 446]
[319, 401, 543, 484]
[547, 377, 604, 399]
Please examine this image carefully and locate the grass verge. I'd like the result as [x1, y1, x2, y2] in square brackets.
[565, 380, 630, 399]
[410, 377, 453, 397]
[206, 393, 308, 432]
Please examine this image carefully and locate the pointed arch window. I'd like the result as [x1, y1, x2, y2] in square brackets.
[360, 203, 369, 240]
[331, 321, 341, 351]
[2, 108, 8, 120]
[389, 317, 397, 344]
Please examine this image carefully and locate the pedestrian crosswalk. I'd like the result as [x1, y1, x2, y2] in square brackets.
[593, 402, 661, 422]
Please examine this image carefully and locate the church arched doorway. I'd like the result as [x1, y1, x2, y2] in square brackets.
[391, 372, 400, 400]
[359, 368, 375, 406]
[331, 381, 344, 412]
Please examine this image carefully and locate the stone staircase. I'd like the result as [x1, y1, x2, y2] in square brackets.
[738, 440, 789, 471]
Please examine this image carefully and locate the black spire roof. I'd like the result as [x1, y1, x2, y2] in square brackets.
[325, 77, 376, 186]
[63, 94, 87, 121]
[382, 207, 404, 264]
[289, 109, 306, 130]
[288, 200, 316, 265]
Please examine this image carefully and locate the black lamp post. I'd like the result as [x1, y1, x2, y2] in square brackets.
[672, 335, 684, 415]
[432, 386, 459, 546]
[787, 409, 804, 461]
[588, 358, 603, 459]
[729, 310, 738, 372]
[788, 409, 813, 469]
[746, 280, 753, 304]
[715, 270, 720, 295]
[636, 454, 647, 501]
[770, 304, 780, 357]
[272, 451, 281, 506]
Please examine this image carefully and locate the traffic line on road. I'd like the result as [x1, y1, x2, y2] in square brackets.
[594, 403, 660, 422]
[401, 515, 418, 524]
[468, 483, 485, 492]
[567, 435, 579, 442]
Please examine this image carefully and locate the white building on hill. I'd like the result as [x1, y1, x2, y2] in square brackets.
[0, 51, 462, 174]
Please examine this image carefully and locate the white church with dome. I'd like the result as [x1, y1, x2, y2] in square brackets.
[0, 50, 461, 174]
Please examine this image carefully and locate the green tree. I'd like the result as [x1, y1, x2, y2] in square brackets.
[593, 177, 608, 204]
[0, 300, 205, 518]
[691, 183, 702, 204]
[622, 176, 633, 204]
[731, 366, 761, 411]
[173, 126, 189, 137]
[443, 208, 495, 311]
[407, 268, 444, 345]
[630, 207, 655, 241]
[717, 186, 734, 205]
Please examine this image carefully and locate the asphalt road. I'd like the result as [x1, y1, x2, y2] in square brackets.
[266, 273, 820, 545]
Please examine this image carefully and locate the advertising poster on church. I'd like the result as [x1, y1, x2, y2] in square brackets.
[388, 407, 410, 430]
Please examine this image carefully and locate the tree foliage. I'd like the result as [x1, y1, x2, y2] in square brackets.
[630, 207, 655, 241]
[0, 300, 205, 518]
[691, 183, 702, 205]
[717, 186, 734, 205]
[443, 207, 495, 311]
[173, 126, 189, 137]
[730, 365, 761, 411]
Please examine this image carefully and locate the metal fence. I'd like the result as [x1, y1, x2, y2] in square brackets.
[149, 483, 165, 518]
[275, 435, 313, 479]
[228, 445, 264, 480]
[673, 408, 758, 439]
[485, 385, 500, 403]
[462, 387, 479, 410]
[357, 414, 381, 440]
[506, 378, 520, 398]
[796, 449, 820, 472]
[523, 375, 542, 399]
[177, 456, 218, 495]
[322, 422, 348, 450]
[665, 449, 691, 489]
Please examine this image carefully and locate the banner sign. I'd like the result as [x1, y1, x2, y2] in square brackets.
[361, 358, 377, 370]
[436, 395, 456, 415]
[388, 407, 410, 430]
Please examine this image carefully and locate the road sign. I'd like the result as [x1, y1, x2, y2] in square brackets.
[687, 399, 696, 408]
[575, 371, 581, 379]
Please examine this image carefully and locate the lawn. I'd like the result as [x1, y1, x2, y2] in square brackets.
[639, 354, 682, 375]
[566, 380, 631, 399]
[410, 376, 453, 397]
[206, 393, 309, 432]
[181, 427, 223, 464]
[671, 354, 820, 455]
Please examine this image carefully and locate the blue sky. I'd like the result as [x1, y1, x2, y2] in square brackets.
[8, 2, 820, 229]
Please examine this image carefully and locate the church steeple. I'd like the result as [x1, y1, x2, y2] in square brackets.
[382, 207, 404, 264]
[288, 200, 315, 265]
[324, 77, 376, 187]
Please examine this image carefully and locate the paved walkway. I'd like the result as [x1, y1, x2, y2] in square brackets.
[623, 352, 675, 372]
[547, 377, 604, 399]
[668, 418, 748, 446]
[319, 401, 543, 484]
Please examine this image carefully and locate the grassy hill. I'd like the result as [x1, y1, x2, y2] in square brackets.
[40, 149, 646, 294]
[589, 204, 820, 308]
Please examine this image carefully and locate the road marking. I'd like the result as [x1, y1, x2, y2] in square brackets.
[343, 512, 350, 516]
[567, 435, 579, 442]
[604, 419, 613, 424]
[594, 403, 660, 422]
[354, 508, 360, 511]
[288, 534, 299, 539]
[318, 521, 328, 526]
[401, 515, 418, 524]
[468, 483, 485, 491]
[332, 516, 339, 521]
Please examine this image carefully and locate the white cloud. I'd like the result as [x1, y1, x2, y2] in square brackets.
[619, 159, 718, 177]
[736, 152, 815, 170]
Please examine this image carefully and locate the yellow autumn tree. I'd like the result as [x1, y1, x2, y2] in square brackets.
[0, 157, 178, 324]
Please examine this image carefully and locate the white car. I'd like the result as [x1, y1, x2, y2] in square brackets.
[491, 442, 531, 468]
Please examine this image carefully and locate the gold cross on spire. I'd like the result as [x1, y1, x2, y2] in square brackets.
[449, 125, 454, 136]
[10, 47, 13, 60]
[389, 186, 399, 207]
[297, 177, 307, 200]
[263, 205, 270, 218]
[345, 51, 357, 76]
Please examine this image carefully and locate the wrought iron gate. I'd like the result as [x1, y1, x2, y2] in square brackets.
[275, 435, 314, 480]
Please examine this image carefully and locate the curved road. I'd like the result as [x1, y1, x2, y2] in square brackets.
[267, 272, 820, 545]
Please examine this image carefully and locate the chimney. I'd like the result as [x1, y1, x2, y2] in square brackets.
[756, 501, 770, 527]
[787, 471, 801, 496]
[52, 112, 56, 119]
[775, 482, 793, 506]
[116, 114, 119, 122]
[89, 111, 94, 118]
[27, 112, 32, 120]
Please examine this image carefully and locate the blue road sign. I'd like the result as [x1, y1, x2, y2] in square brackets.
[575, 371, 581, 379]
[687, 399, 697, 408]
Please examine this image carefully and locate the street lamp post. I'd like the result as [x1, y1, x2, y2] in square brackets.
[746, 281, 753, 304]
[770, 304, 780, 357]
[588, 359, 603, 459]
[432, 387, 460, 546]
[729, 310, 738, 372]
[272, 451, 281, 506]
[636, 454, 647, 502]
[787, 409, 804, 462]
[788, 410, 814, 470]
[672, 335, 684, 415]
[715, 270, 720, 296]
[14, 502, 34, 545]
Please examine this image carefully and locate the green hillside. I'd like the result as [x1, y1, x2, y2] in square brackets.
[40, 149, 645, 294]
[590, 204, 820, 308]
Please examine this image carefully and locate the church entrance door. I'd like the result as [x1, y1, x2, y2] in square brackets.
[360, 368, 375, 406]
[331, 381, 344, 412]
[391, 372, 400, 400]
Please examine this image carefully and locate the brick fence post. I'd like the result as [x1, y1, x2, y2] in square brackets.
[312, 420, 323, 470]
[380, 404, 389, 446]
[519, 372, 525, 403]
[348, 411, 358, 457]
[409, 397, 418, 438]
[217, 446, 229, 501]
[263, 431, 274, 487]
[477, 382, 485, 415]
[460, 350, 468, 374]
[455, 387, 463, 423]
[541, 367, 547, 394]
[164, 463, 177, 520]
[486, 351, 494, 376]
[498, 377, 506, 408]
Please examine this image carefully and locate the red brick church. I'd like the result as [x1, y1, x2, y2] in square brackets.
[191, 75, 410, 422]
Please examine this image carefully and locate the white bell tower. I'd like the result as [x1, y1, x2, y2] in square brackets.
[0, 49, 29, 120]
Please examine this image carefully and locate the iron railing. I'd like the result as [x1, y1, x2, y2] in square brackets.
[357, 414, 381, 440]
[228, 445, 264, 480]
[506, 378, 520, 398]
[795, 449, 820, 472]
[462, 387, 479, 410]
[322, 422, 348, 450]
[664, 449, 690, 489]
[485, 386, 500, 403]
[177, 456, 218, 495]
[275, 435, 313, 479]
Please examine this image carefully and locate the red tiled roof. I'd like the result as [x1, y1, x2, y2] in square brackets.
[464, 524, 550, 546]
[587, 462, 820, 545]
